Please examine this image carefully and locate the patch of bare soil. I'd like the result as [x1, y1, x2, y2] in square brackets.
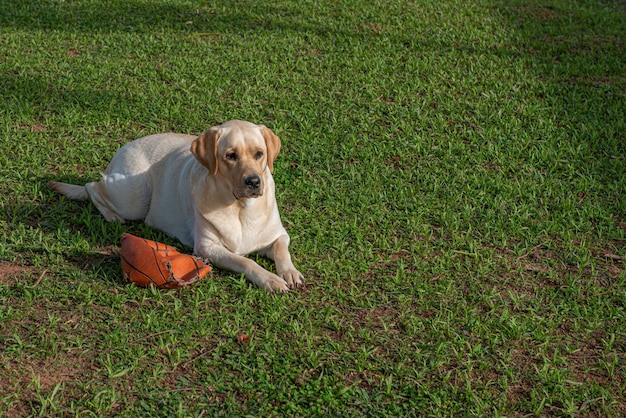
[0, 261, 37, 285]
[0, 353, 95, 418]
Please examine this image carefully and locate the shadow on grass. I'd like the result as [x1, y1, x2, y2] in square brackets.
[1, 174, 189, 285]
[495, 1, 626, 231]
[0, 1, 215, 33]
[0, 0, 345, 37]
[0, 72, 138, 123]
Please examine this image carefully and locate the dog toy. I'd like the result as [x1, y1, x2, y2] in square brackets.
[120, 233, 211, 289]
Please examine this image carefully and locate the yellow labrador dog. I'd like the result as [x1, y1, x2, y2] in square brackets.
[49, 120, 303, 292]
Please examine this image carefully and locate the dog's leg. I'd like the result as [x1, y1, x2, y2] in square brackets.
[264, 234, 304, 288]
[49, 172, 150, 223]
[48, 179, 125, 222]
[195, 242, 290, 292]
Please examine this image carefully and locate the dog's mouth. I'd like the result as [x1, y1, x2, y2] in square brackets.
[233, 188, 264, 200]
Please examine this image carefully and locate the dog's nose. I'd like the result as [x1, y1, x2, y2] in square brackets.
[244, 175, 261, 190]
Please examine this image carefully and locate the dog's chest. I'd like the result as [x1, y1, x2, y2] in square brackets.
[209, 201, 277, 255]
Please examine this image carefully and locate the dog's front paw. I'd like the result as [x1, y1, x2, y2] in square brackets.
[279, 268, 304, 289]
[253, 271, 290, 293]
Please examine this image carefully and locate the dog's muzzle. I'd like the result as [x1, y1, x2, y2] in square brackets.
[234, 174, 263, 199]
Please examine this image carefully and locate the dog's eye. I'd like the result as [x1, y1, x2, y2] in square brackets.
[226, 152, 238, 161]
[254, 151, 264, 160]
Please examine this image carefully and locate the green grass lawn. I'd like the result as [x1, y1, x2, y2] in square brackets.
[1, 0, 625, 416]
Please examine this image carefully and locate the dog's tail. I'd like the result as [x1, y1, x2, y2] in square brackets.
[48, 180, 89, 200]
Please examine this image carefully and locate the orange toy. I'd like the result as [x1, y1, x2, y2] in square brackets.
[120, 233, 212, 289]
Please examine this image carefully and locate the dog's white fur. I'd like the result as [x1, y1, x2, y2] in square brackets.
[49, 120, 303, 292]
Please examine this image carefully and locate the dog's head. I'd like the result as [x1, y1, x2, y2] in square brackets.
[191, 120, 281, 199]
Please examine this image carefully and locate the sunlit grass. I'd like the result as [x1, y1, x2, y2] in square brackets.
[0, 0, 624, 415]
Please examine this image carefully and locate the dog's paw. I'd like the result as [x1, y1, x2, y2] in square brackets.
[280, 268, 304, 289]
[256, 272, 290, 293]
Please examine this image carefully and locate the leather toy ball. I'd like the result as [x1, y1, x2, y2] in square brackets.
[120, 233, 211, 289]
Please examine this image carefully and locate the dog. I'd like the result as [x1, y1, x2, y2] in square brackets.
[49, 120, 303, 292]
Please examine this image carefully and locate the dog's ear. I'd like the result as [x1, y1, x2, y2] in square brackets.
[260, 126, 281, 173]
[191, 127, 221, 175]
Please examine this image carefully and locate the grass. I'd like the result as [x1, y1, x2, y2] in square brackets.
[0, 0, 625, 415]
